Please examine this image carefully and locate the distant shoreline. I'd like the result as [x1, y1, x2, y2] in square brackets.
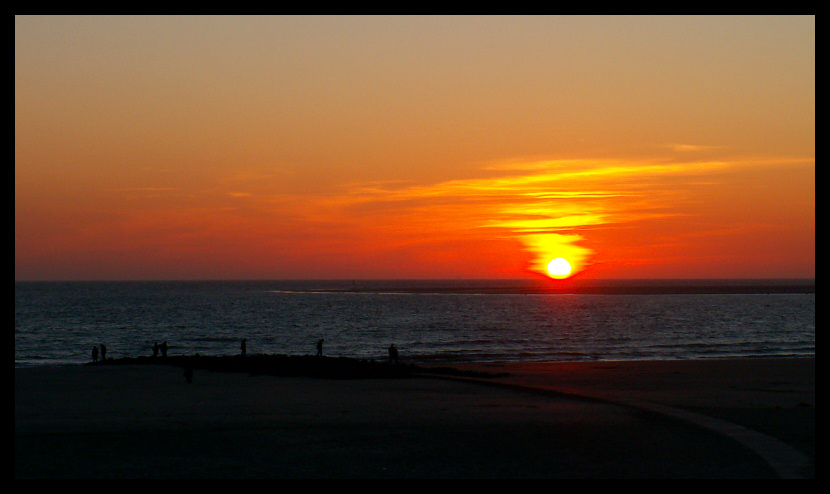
[14, 278, 816, 295]
[317, 283, 816, 295]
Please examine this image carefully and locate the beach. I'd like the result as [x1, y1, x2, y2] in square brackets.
[15, 357, 814, 478]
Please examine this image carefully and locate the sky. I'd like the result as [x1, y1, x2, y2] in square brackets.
[15, 15, 815, 281]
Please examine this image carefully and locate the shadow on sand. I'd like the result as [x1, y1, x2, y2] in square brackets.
[85, 353, 506, 380]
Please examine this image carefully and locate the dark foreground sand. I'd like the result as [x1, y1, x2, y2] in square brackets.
[15, 357, 814, 478]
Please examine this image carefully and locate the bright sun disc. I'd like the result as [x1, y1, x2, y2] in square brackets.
[547, 258, 572, 277]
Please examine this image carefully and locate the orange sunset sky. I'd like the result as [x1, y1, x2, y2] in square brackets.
[15, 15, 815, 281]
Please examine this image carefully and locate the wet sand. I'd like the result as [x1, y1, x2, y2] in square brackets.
[15, 357, 814, 478]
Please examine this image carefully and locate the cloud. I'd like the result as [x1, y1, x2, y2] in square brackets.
[664, 143, 727, 152]
[385, 155, 805, 273]
[235, 152, 812, 278]
[106, 187, 177, 192]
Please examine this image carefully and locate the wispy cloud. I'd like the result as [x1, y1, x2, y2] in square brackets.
[663, 143, 727, 152]
[106, 187, 177, 192]
[309, 154, 812, 277]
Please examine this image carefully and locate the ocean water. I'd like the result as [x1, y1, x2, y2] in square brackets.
[14, 280, 815, 367]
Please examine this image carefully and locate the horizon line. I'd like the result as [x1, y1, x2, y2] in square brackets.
[14, 277, 815, 284]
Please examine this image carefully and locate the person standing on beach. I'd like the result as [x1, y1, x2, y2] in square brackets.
[100, 344, 106, 362]
[388, 344, 399, 364]
[92, 345, 99, 363]
[241, 338, 247, 357]
[160, 341, 168, 358]
[317, 338, 324, 356]
[153, 342, 159, 357]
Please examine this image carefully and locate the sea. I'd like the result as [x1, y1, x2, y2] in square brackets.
[14, 279, 815, 368]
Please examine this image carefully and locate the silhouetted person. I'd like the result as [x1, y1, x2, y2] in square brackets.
[241, 338, 247, 357]
[92, 345, 99, 363]
[160, 341, 168, 358]
[388, 343, 399, 364]
[317, 338, 324, 356]
[153, 342, 159, 357]
[100, 344, 107, 362]
[183, 366, 193, 384]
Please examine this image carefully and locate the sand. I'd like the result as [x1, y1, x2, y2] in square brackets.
[15, 357, 814, 478]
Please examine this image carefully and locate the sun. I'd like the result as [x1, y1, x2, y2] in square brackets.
[546, 258, 572, 278]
